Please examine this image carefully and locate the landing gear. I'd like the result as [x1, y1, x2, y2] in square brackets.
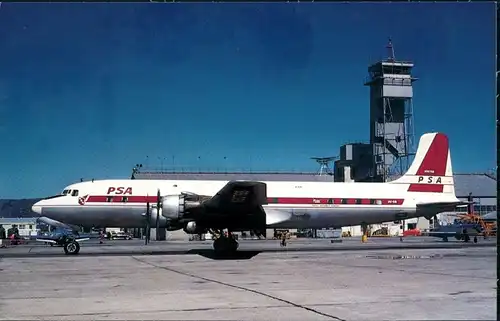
[63, 240, 80, 255]
[211, 230, 239, 255]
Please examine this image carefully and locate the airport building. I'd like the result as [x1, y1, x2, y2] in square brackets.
[0, 217, 41, 238]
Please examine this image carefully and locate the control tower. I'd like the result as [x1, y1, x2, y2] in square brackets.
[364, 39, 417, 182]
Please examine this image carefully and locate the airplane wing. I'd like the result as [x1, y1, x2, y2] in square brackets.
[202, 181, 268, 215]
[197, 181, 294, 226]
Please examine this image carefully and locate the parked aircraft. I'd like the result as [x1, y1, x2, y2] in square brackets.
[32, 132, 465, 255]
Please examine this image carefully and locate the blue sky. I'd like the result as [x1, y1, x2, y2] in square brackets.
[0, 3, 495, 198]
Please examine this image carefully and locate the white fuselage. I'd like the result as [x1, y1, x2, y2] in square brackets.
[31, 178, 444, 230]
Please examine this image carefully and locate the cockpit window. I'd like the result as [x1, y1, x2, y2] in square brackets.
[62, 189, 70, 195]
[71, 190, 79, 197]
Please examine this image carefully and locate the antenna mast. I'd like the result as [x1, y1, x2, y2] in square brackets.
[387, 37, 395, 61]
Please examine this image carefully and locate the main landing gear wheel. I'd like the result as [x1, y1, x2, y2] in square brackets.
[64, 240, 80, 255]
[213, 233, 239, 255]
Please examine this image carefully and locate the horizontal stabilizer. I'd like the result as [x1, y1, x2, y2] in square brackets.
[418, 201, 470, 207]
[417, 201, 469, 212]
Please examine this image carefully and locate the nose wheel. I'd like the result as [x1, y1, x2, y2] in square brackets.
[212, 230, 239, 255]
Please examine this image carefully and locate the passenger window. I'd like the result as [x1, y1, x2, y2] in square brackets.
[328, 199, 333, 204]
[106, 197, 113, 202]
[355, 199, 362, 204]
[121, 197, 128, 203]
[19, 224, 26, 229]
[369, 199, 375, 204]
[341, 199, 347, 204]
[71, 190, 79, 197]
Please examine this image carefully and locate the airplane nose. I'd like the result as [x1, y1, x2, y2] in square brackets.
[31, 204, 42, 215]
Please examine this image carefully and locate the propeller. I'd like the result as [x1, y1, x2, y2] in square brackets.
[145, 200, 151, 245]
[155, 189, 161, 240]
[432, 214, 439, 229]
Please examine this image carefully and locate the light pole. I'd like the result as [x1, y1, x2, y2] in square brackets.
[158, 157, 164, 171]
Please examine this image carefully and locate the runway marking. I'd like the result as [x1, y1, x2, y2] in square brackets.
[131, 256, 346, 321]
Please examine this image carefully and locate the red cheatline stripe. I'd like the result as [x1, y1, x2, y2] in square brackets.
[407, 184, 444, 193]
[85, 196, 404, 206]
[415, 133, 449, 176]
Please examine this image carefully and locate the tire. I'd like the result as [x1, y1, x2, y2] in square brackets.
[64, 241, 80, 255]
[213, 238, 238, 254]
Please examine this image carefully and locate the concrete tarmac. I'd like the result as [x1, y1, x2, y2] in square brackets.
[0, 245, 496, 320]
[0, 237, 496, 258]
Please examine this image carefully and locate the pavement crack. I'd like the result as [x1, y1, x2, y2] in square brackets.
[131, 256, 346, 321]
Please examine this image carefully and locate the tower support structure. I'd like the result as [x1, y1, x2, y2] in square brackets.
[364, 39, 417, 182]
[311, 156, 337, 176]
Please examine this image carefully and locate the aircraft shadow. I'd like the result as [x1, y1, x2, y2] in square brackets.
[186, 249, 261, 260]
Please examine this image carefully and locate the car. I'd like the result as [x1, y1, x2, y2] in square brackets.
[110, 231, 133, 240]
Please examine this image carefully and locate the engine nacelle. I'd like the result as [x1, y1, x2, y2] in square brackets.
[183, 221, 206, 234]
[162, 195, 186, 220]
[162, 193, 201, 220]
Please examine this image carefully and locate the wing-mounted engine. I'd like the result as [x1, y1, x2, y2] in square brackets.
[161, 192, 208, 221]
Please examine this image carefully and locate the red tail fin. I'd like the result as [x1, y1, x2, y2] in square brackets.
[390, 133, 455, 194]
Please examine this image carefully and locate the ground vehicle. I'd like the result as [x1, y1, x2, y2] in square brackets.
[110, 231, 133, 240]
[36, 233, 90, 254]
[36, 230, 90, 254]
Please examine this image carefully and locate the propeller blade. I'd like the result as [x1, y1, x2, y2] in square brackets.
[155, 189, 161, 240]
[145, 201, 151, 245]
[433, 214, 439, 228]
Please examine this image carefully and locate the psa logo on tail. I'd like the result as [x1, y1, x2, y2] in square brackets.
[391, 133, 455, 194]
